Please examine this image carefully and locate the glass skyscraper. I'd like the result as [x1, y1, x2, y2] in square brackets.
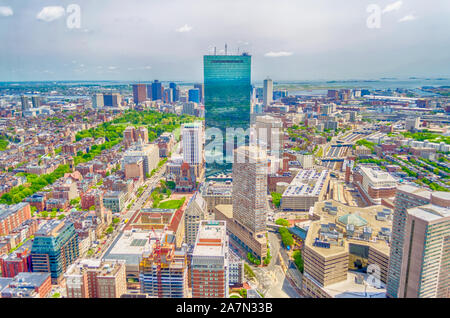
[203, 53, 252, 177]
[31, 220, 79, 284]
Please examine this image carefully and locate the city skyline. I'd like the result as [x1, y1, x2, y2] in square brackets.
[0, 0, 449, 81]
[0, 0, 449, 303]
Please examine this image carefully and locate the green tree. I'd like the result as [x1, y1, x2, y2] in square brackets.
[279, 227, 294, 248]
[293, 250, 304, 273]
[271, 192, 282, 208]
[275, 218, 290, 227]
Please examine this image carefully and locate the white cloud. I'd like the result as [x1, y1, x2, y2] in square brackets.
[264, 51, 293, 57]
[382, 1, 403, 14]
[175, 24, 193, 32]
[398, 14, 416, 22]
[143, 66, 152, 70]
[0, 6, 13, 17]
[108, 66, 117, 70]
[36, 6, 65, 22]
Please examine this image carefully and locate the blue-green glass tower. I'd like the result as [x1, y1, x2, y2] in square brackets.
[31, 220, 79, 284]
[203, 53, 252, 177]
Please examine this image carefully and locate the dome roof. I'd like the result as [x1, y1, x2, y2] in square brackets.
[338, 213, 368, 227]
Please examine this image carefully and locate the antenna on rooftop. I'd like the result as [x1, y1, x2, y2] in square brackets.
[225, 43, 227, 55]
[214, 47, 216, 55]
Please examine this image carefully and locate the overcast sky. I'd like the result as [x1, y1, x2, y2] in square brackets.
[0, 0, 449, 82]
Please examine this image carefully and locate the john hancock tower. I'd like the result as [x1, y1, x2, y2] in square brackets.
[203, 51, 252, 178]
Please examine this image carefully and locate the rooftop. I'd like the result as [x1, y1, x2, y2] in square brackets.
[283, 169, 329, 197]
[338, 213, 368, 228]
[104, 230, 154, 265]
[321, 271, 387, 298]
[408, 204, 450, 222]
[0, 202, 29, 221]
[192, 221, 227, 257]
[305, 200, 392, 257]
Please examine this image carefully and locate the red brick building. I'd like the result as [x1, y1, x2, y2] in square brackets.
[0, 203, 32, 236]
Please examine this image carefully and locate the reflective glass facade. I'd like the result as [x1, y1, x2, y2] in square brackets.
[203, 54, 252, 177]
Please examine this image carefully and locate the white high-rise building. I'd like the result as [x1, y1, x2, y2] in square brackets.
[182, 122, 203, 165]
[254, 115, 283, 156]
[263, 78, 273, 107]
[184, 192, 207, 246]
[405, 117, 420, 132]
[92, 93, 104, 108]
[232, 145, 268, 234]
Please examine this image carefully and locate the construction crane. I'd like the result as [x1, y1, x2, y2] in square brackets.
[150, 227, 163, 298]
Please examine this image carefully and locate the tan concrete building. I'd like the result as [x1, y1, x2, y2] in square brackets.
[254, 115, 283, 155]
[184, 192, 208, 246]
[302, 200, 392, 298]
[232, 146, 268, 234]
[124, 157, 144, 181]
[214, 205, 267, 261]
[201, 181, 232, 215]
[65, 259, 127, 298]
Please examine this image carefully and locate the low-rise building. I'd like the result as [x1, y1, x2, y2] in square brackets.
[65, 259, 127, 298]
[281, 169, 330, 211]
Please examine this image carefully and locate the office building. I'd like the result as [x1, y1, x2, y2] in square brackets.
[65, 259, 127, 298]
[232, 146, 268, 234]
[188, 88, 200, 103]
[191, 221, 229, 298]
[182, 122, 203, 166]
[298, 154, 314, 169]
[123, 126, 148, 145]
[31, 220, 79, 284]
[132, 84, 147, 104]
[184, 192, 208, 246]
[203, 53, 252, 177]
[397, 201, 449, 298]
[214, 146, 268, 261]
[31, 96, 41, 108]
[151, 80, 162, 101]
[273, 90, 287, 100]
[200, 181, 233, 214]
[20, 96, 30, 111]
[169, 82, 177, 98]
[405, 117, 420, 132]
[103, 93, 122, 107]
[194, 83, 204, 103]
[102, 191, 127, 213]
[254, 115, 283, 156]
[182, 102, 197, 116]
[146, 84, 153, 100]
[263, 78, 273, 107]
[92, 93, 104, 108]
[122, 140, 159, 178]
[281, 169, 330, 211]
[123, 157, 144, 181]
[324, 121, 338, 131]
[228, 249, 244, 286]
[353, 166, 397, 205]
[387, 185, 450, 298]
[164, 88, 173, 103]
[301, 200, 392, 298]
